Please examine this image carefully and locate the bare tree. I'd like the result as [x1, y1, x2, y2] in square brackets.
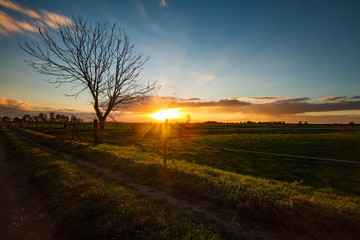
[38, 113, 47, 122]
[19, 16, 158, 142]
[33, 115, 39, 127]
[49, 112, 55, 128]
[22, 114, 33, 122]
[1, 116, 11, 122]
[55, 113, 61, 122]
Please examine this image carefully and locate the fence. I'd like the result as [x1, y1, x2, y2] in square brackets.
[22, 120, 360, 169]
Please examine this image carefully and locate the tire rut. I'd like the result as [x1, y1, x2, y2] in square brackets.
[0, 133, 67, 240]
[18, 133, 278, 240]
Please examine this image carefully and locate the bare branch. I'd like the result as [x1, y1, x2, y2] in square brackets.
[19, 16, 159, 141]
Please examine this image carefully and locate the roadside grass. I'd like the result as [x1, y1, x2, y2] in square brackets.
[14, 126, 360, 239]
[140, 132, 360, 196]
[2, 126, 222, 240]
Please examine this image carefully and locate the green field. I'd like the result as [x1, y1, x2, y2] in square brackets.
[31, 122, 360, 195]
[7, 122, 360, 239]
[1, 126, 222, 240]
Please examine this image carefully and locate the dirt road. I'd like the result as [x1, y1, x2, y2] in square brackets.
[0, 134, 66, 240]
[0, 130, 277, 239]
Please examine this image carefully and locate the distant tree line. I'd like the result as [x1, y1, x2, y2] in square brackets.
[204, 121, 289, 124]
[1, 112, 83, 127]
[203, 120, 357, 125]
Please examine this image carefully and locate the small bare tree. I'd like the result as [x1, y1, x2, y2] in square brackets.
[19, 16, 158, 142]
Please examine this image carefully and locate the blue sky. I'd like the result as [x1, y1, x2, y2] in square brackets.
[1, 0, 360, 123]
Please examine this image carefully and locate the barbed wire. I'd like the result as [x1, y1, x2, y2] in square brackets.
[27, 123, 360, 168]
[191, 126, 360, 131]
[85, 123, 360, 168]
[86, 123, 360, 168]
[175, 123, 360, 168]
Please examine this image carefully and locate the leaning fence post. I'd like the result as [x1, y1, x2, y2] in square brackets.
[163, 119, 168, 184]
[164, 118, 168, 167]
[71, 123, 75, 140]
[93, 119, 98, 146]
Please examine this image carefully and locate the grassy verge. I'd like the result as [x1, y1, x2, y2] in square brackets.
[34, 122, 360, 195]
[2, 126, 222, 240]
[141, 132, 360, 195]
[14, 127, 360, 239]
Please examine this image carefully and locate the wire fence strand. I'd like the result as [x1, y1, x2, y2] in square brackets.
[175, 123, 360, 168]
[29, 123, 360, 168]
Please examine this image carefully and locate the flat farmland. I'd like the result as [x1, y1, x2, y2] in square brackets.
[32, 122, 360, 195]
[15, 122, 360, 239]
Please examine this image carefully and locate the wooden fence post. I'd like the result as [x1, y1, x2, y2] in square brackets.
[163, 119, 168, 167]
[71, 123, 75, 140]
[93, 119, 98, 146]
[163, 119, 169, 184]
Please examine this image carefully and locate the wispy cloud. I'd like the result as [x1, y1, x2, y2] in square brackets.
[160, 0, 167, 7]
[0, 10, 37, 35]
[245, 98, 360, 116]
[0, 0, 40, 19]
[127, 95, 360, 117]
[2, 96, 359, 123]
[271, 97, 310, 103]
[135, 0, 146, 16]
[158, 81, 177, 89]
[186, 98, 201, 101]
[190, 71, 216, 81]
[128, 96, 250, 112]
[0, 0, 71, 37]
[34, 106, 77, 112]
[318, 96, 360, 102]
[0, 97, 89, 119]
[226, 96, 282, 102]
[40, 9, 72, 28]
[0, 97, 30, 112]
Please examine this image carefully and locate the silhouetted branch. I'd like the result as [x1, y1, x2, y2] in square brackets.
[19, 16, 159, 141]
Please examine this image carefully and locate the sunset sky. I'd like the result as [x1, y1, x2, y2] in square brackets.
[1, 0, 360, 123]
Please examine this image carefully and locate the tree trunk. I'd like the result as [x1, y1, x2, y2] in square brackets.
[93, 120, 98, 146]
[99, 119, 105, 143]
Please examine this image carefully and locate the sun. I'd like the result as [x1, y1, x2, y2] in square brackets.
[148, 108, 181, 121]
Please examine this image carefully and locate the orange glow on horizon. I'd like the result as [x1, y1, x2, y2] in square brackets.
[148, 108, 181, 121]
